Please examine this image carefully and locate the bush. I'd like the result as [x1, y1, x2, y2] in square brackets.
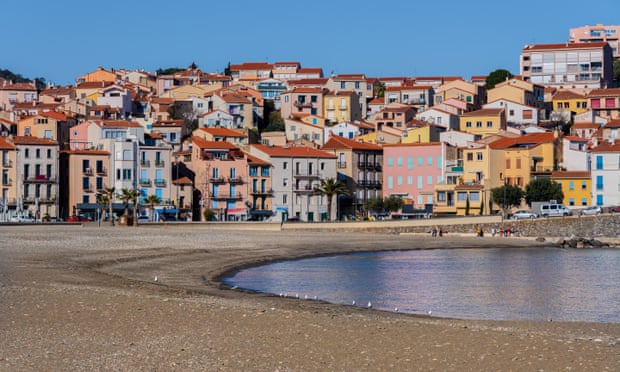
[203, 209, 216, 221]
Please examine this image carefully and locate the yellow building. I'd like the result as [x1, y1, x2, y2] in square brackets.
[17, 112, 68, 140]
[162, 84, 210, 100]
[551, 90, 588, 114]
[551, 171, 591, 207]
[434, 79, 485, 108]
[487, 78, 545, 109]
[75, 67, 119, 84]
[459, 108, 506, 137]
[323, 91, 361, 123]
[401, 124, 442, 144]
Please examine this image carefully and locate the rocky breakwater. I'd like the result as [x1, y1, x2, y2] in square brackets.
[551, 235, 618, 249]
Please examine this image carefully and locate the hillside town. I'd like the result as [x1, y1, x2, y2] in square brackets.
[1, 24, 620, 223]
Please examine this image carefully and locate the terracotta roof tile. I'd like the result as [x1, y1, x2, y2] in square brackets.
[61, 149, 110, 156]
[192, 136, 239, 150]
[0, 82, 36, 91]
[590, 141, 620, 152]
[588, 88, 620, 97]
[572, 122, 599, 129]
[12, 136, 58, 146]
[322, 136, 382, 151]
[244, 152, 271, 165]
[101, 120, 143, 128]
[461, 108, 504, 117]
[603, 119, 620, 128]
[488, 132, 555, 149]
[523, 42, 609, 50]
[0, 136, 15, 149]
[252, 144, 336, 158]
[551, 171, 590, 178]
[552, 90, 586, 100]
[198, 127, 247, 137]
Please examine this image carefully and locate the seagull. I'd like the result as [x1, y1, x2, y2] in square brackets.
[394, 307, 399, 312]
[352, 300, 356, 306]
[231, 285, 238, 290]
[154, 276, 158, 282]
[367, 301, 372, 308]
[304, 294, 308, 300]
[428, 310, 432, 316]
[295, 293, 299, 299]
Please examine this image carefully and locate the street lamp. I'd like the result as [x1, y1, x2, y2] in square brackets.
[499, 172, 507, 220]
[175, 154, 179, 221]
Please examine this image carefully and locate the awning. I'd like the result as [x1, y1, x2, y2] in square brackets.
[77, 203, 125, 211]
[250, 210, 273, 216]
[227, 208, 247, 215]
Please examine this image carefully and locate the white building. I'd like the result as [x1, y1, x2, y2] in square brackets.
[590, 141, 620, 206]
[483, 99, 538, 126]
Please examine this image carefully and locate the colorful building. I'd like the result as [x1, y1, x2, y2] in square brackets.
[551, 171, 591, 207]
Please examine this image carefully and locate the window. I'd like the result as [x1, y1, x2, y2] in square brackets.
[283, 194, 287, 204]
[417, 176, 423, 189]
[506, 159, 511, 169]
[437, 192, 446, 202]
[486, 121, 493, 128]
[283, 178, 288, 187]
[407, 156, 413, 170]
[427, 175, 433, 185]
[596, 175, 603, 190]
[397, 176, 402, 186]
[582, 181, 587, 190]
[340, 82, 345, 89]
[516, 158, 521, 169]
[596, 194, 603, 206]
[596, 155, 603, 170]
[25, 149, 29, 158]
[476, 121, 482, 128]
[457, 192, 468, 201]
[283, 161, 287, 170]
[466, 121, 472, 128]
[82, 177, 90, 190]
[427, 156, 433, 166]
[476, 152, 483, 161]
[469, 192, 480, 201]
[249, 166, 258, 177]
[36, 149, 41, 158]
[569, 181, 574, 190]
[467, 153, 473, 161]
[354, 81, 360, 89]
[407, 175, 413, 185]
[568, 198, 575, 206]
[417, 156, 423, 166]
[397, 156, 403, 166]
[509, 110, 514, 116]
[387, 157, 393, 167]
[523, 110, 533, 119]
[387, 176, 393, 189]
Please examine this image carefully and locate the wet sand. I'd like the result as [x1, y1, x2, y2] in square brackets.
[0, 224, 618, 371]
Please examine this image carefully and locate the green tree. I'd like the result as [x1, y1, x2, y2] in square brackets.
[614, 60, 620, 83]
[203, 209, 216, 222]
[102, 187, 116, 226]
[144, 194, 161, 222]
[373, 81, 386, 98]
[383, 195, 404, 213]
[155, 67, 184, 75]
[485, 69, 514, 90]
[119, 189, 140, 226]
[364, 197, 384, 215]
[491, 184, 525, 215]
[96, 194, 109, 225]
[525, 178, 564, 206]
[313, 178, 349, 221]
[465, 196, 470, 216]
[118, 188, 133, 219]
[263, 110, 284, 132]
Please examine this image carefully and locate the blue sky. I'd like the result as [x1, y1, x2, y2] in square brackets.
[3, 0, 619, 85]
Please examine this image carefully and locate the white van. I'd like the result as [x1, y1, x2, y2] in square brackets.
[540, 203, 572, 217]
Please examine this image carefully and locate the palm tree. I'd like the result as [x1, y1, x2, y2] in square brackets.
[144, 194, 161, 222]
[102, 187, 116, 226]
[118, 188, 133, 220]
[96, 194, 109, 226]
[313, 178, 349, 222]
[126, 189, 141, 227]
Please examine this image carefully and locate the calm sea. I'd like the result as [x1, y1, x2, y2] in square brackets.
[223, 248, 620, 322]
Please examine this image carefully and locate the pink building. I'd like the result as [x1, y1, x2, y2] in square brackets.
[382, 142, 445, 207]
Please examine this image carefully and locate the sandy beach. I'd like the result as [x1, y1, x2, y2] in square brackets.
[0, 224, 618, 371]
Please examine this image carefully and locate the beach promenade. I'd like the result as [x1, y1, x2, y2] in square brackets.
[0, 224, 618, 370]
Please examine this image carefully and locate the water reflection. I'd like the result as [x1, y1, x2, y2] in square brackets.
[224, 248, 620, 322]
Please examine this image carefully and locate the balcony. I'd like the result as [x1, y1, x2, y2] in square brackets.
[250, 189, 274, 196]
[357, 180, 382, 189]
[326, 106, 335, 111]
[139, 178, 152, 186]
[95, 167, 107, 175]
[294, 101, 314, 109]
[337, 161, 347, 168]
[2, 178, 12, 186]
[83, 168, 93, 176]
[2, 159, 12, 168]
[82, 183, 94, 192]
[209, 192, 242, 200]
[339, 105, 348, 110]
[293, 185, 315, 193]
[228, 176, 244, 184]
[209, 176, 226, 183]
[155, 160, 165, 168]
[140, 160, 151, 167]
[24, 175, 56, 183]
[294, 170, 320, 178]
[154, 179, 166, 187]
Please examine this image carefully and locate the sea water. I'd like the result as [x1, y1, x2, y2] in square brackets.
[223, 248, 620, 322]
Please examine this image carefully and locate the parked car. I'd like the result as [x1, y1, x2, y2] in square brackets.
[10, 216, 36, 223]
[511, 210, 539, 220]
[608, 206, 620, 213]
[66, 215, 89, 222]
[579, 206, 602, 216]
[540, 203, 572, 217]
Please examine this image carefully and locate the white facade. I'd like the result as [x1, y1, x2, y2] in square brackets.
[590, 146, 620, 206]
[98, 86, 133, 117]
[416, 108, 459, 130]
[199, 110, 235, 128]
[562, 138, 590, 171]
[483, 99, 538, 126]
[439, 130, 476, 147]
[324, 122, 360, 142]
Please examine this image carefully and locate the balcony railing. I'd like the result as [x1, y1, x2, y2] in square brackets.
[95, 167, 107, 175]
[2, 159, 13, 168]
[140, 160, 151, 167]
[154, 179, 166, 187]
[250, 189, 274, 196]
[337, 161, 347, 168]
[83, 168, 93, 176]
[228, 176, 244, 184]
[209, 176, 226, 183]
[294, 101, 314, 108]
[82, 183, 93, 192]
[155, 160, 165, 168]
[293, 185, 315, 193]
[357, 180, 382, 188]
[2, 178, 12, 186]
[24, 175, 56, 183]
[209, 192, 243, 200]
[294, 170, 320, 178]
[139, 178, 152, 186]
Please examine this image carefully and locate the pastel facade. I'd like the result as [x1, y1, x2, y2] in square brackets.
[246, 153, 273, 220]
[249, 144, 337, 222]
[384, 85, 432, 111]
[562, 136, 590, 171]
[590, 142, 620, 206]
[0, 137, 17, 217]
[192, 137, 249, 221]
[284, 118, 324, 145]
[415, 107, 459, 130]
[487, 79, 545, 109]
[76, 67, 118, 84]
[588, 88, 620, 120]
[326, 74, 372, 116]
[0, 82, 38, 111]
[551, 171, 591, 207]
[434, 79, 485, 109]
[551, 90, 589, 114]
[383, 142, 444, 207]
[321, 136, 383, 217]
[324, 91, 361, 123]
[324, 122, 360, 141]
[138, 143, 173, 206]
[459, 108, 506, 136]
[198, 110, 235, 129]
[193, 127, 248, 146]
[520, 42, 614, 89]
[482, 99, 538, 126]
[370, 104, 417, 132]
[570, 24, 620, 59]
[280, 88, 325, 120]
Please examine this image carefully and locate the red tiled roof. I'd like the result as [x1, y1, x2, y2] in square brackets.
[289, 87, 323, 93]
[229, 62, 273, 70]
[461, 108, 504, 117]
[488, 132, 555, 149]
[12, 136, 58, 146]
[0, 82, 36, 91]
[551, 171, 590, 178]
[274, 61, 301, 67]
[603, 119, 620, 128]
[287, 78, 328, 85]
[76, 81, 113, 89]
[244, 152, 271, 166]
[198, 127, 247, 137]
[590, 141, 620, 152]
[152, 120, 184, 127]
[572, 122, 599, 129]
[297, 68, 323, 74]
[322, 136, 382, 151]
[0, 136, 15, 149]
[333, 74, 366, 81]
[100, 120, 143, 128]
[588, 88, 620, 97]
[564, 135, 589, 142]
[252, 144, 336, 158]
[368, 98, 384, 104]
[172, 176, 193, 185]
[192, 136, 239, 150]
[219, 93, 252, 104]
[552, 90, 586, 100]
[523, 42, 608, 50]
[39, 111, 67, 121]
[383, 141, 442, 148]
